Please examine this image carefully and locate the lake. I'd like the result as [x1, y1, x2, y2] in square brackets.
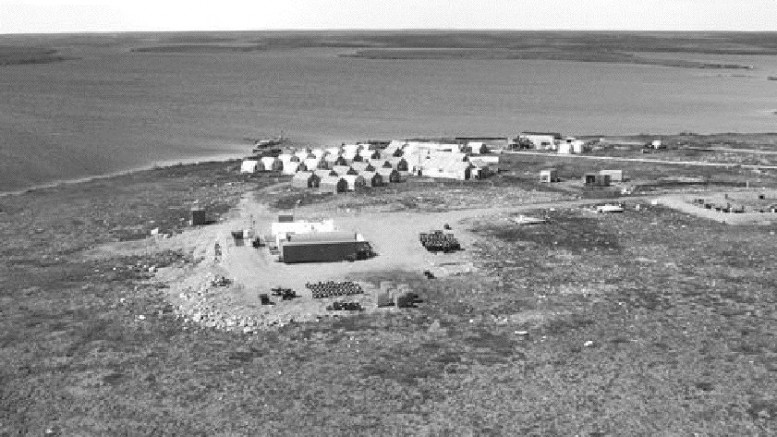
[2, 44, 777, 192]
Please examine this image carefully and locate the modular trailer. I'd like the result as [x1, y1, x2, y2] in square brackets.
[279, 240, 373, 263]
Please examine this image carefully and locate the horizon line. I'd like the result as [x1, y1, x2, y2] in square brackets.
[3, 28, 777, 37]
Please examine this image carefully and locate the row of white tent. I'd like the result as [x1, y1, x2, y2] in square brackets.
[241, 141, 500, 181]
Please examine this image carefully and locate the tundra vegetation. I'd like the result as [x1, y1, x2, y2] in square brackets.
[2, 137, 777, 435]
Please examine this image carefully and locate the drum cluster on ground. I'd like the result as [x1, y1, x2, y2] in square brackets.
[419, 230, 461, 253]
[306, 281, 365, 299]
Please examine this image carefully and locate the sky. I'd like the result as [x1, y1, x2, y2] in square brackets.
[1, 0, 776, 34]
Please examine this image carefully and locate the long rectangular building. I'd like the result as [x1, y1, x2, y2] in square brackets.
[279, 232, 372, 263]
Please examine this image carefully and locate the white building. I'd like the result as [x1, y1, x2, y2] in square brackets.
[271, 219, 336, 247]
[519, 132, 563, 150]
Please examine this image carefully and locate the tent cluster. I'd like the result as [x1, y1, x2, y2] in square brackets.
[241, 143, 410, 194]
[241, 139, 499, 186]
[388, 140, 499, 181]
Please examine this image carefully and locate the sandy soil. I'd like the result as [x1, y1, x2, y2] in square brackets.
[85, 186, 647, 330]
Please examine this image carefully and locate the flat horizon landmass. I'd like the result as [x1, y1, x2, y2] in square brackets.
[3, 30, 777, 68]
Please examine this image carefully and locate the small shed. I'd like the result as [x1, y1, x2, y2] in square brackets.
[350, 161, 375, 173]
[540, 168, 559, 183]
[291, 171, 321, 189]
[359, 171, 384, 187]
[598, 169, 624, 182]
[240, 159, 261, 174]
[319, 176, 347, 193]
[260, 156, 283, 172]
[342, 174, 367, 191]
[332, 165, 357, 176]
[376, 167, 402, 183]
[584, 173, 611, 186]
[191, 208, 207, 226]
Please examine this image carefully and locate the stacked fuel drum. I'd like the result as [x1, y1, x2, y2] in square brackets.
[419, 230, 461, 253]
[307, 281, 364, 299]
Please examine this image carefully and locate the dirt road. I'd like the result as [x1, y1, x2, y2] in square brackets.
[505, 150, 777, 170]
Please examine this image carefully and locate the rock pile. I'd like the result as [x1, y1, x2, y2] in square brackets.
[174, 274, 263, 333]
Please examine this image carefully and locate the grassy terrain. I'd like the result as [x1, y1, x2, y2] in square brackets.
[265, 175, 568, 212]
[2, 158, 777, 434]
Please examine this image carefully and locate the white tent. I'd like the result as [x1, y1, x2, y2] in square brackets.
[282, 161, 305, 175]
[240, 159, 260, 174]
[342, 174, 367, 191]
[261, 156, 282, 171]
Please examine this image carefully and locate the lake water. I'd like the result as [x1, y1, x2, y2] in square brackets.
[2, 47, 777, 192]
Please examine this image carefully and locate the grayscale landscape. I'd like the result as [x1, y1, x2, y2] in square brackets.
[2, 29, 777, 436]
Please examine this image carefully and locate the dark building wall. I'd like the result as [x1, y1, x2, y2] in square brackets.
[280, 241, 371, 263]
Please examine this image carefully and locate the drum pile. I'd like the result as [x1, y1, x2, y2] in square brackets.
[306, 281, 364, 299]
[419, 230, 461, 253]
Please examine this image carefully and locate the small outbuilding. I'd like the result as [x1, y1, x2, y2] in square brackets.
[540, 168, 559, 183]
[598, 169, 624, 182]
[291, 171, 321, 189]
[319, 175, 347, 194]
[191, 207, 207, 226]
[584, 173, 611, 186]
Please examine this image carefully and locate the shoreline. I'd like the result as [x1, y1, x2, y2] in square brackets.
[0, 152, 243, 198]
[3, 131, 777, 198]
